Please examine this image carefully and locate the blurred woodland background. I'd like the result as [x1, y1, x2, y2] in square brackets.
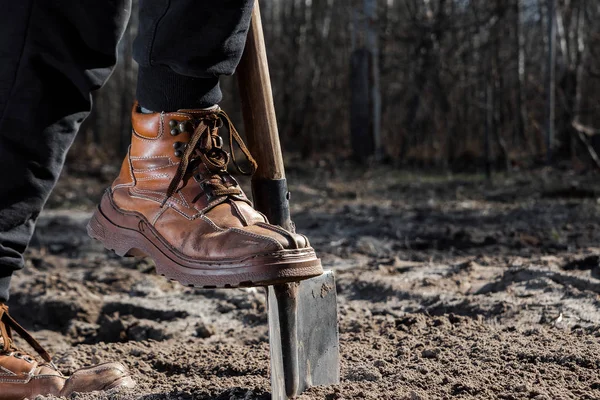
[74, 0, 600, 174]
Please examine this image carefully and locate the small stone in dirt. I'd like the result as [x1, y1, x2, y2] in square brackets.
[421, 348, 440, 359]
[129, 279, 164, 297]
[129, 348, 143, 357]
[345, 364, 383, 382]
[66, 320, 99, 340]
[401, 392, 425, 400]
[195, 321, 216, 338]
[127, 319, 172, 341]
[452, 383, 477, 395]
[216, 302, 236, 313]
[448, 313, 466, 324]
[395, 314, 427, 331]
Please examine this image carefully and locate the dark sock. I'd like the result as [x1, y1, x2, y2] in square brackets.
[136, 66, 221, 112]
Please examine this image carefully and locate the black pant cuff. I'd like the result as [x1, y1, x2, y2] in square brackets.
[0, 274, 11, 303]
[136, 66, 222, 112]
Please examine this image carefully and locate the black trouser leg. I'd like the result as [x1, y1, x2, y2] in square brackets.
[0, 1, 132, 302]
[134, 0, 255, 111]
[0, 0, 254, 303]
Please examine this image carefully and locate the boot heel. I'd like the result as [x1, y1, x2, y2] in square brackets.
[87, 209, 139, 257]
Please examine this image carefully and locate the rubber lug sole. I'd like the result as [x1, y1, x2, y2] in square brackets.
[86, 202, 323, 289]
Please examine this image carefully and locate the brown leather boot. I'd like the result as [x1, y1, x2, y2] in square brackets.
[87, 103, 322, 288]
[0, 305, 135, 399]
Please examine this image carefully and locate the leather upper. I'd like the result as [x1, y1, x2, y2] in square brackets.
[0, 353, 65, 400]
[0, 304, 134, 399]
[110, 103, 310, 261]
[60, 362, 135, 395]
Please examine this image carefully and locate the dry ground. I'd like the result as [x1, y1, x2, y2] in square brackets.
[10, 161, 600, 399]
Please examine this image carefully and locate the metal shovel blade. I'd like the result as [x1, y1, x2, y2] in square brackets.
[267, 270, 340, 399]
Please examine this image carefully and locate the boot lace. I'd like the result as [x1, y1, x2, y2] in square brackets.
[161, 110, 257, 207]
[0, 304, 56, 367]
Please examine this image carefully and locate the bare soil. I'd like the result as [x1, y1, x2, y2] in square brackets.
[12, 161, 600, 399]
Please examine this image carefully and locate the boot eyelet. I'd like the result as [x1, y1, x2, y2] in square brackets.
[179, 121, 192, 133]
[213, 136, 223, 148]
[174, 150, 183, 157]
[169, 120, 178, 128]
[173, 142, 187, 151]
[170, 128, 179, 136]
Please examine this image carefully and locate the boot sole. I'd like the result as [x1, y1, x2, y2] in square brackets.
[86, 192, 323, 288]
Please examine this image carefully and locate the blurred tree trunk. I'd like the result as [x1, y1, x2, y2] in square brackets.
[485, 74, 493, 181]
[349, 0, 380, 163]
[493, 1, 510, 171]
[513, 0, 529, 154]
[545, 0, 557, 163]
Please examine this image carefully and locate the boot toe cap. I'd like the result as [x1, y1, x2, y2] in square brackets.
[245, 223, 311, 251]
[61, 362, 135, 395]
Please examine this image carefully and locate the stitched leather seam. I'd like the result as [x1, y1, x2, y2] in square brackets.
[113, 146, 136, 191]
[200, 215, 226, 232]
[112, 183, 131, 191]
[167, 112, 194, 119]
[168, 205, 194, 220]
[135, 174, 169, 181]
[232, 196, 255, 209]
[132, 188, 180, 204]
[179, 192, 190, 208]
[151, 205, 169, 226]
[177, 105, 219, 113]
[0, 366, 17, 376]
[256, 222, 298, 249]
[30, 375, 66, 380]
[195, 197, 227, 215]
[132, 128, 158, 141]
[229, 228, 284, 250]
[130, 155, 171, 160]
[230, 200, 249, 226]
[134, 164, 175, 173]
[128, 191, 163, 204]
[0, 378, 30, 383]
[158, 112, 164, 138]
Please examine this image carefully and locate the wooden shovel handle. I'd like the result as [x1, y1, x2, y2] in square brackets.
[237, 4, 300, 398]
[237, 0, 285, 181]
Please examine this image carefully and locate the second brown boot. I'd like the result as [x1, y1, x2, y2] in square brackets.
[87, 103, 323, 288]
[0, 305, 135, 400]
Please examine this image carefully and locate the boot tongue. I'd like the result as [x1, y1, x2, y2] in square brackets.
[161, 106, 256, 208]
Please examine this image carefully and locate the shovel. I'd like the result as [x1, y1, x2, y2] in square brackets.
[236, 1, 340, 398]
